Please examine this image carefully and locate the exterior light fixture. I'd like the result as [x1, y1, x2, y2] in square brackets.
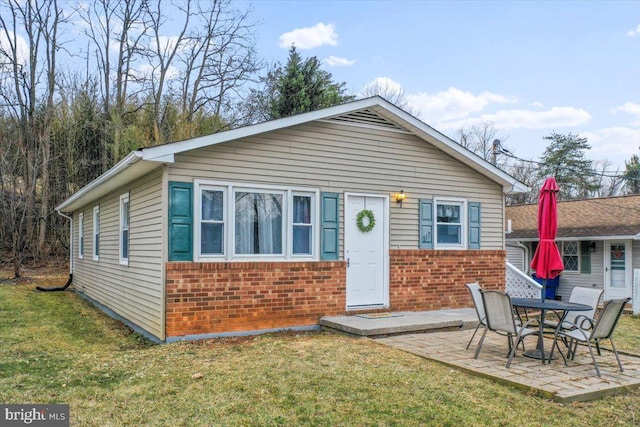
[395, 190, 406, 207]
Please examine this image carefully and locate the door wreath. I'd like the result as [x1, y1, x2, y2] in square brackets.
[356, 209, 376, 233]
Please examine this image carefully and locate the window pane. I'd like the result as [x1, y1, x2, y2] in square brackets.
[564, 256, 578, 271]
[437, 224, 461, 244]
[293, 196, 311, 224]
[437, 204, 460, 224]
[123, 200, 130, 227]
[235, 192, 283, 255]
[563, 241, 577, 255]
[293, 225, 312, 254]
[202, 190, 223, 221]
[122, 230, 129, 258]
[201, 223, 224, 254]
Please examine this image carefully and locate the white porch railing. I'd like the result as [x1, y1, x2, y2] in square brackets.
[505, 261, 542, 299]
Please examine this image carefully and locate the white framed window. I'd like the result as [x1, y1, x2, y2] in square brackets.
[197, 186, 226, 257]
[92, 205, 100, 260]
[195, 180, 318, 261]
[119, 193, 130, 265]
[434, 198, 466, 249]
[78, 212, 84, 259]
[290, 193, 314, 257]
[560, 241, 579, 272]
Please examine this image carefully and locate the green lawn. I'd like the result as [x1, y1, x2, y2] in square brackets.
[1, 272, 640, 426]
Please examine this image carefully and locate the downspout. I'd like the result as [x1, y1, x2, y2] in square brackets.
[36, 209, 73, 292]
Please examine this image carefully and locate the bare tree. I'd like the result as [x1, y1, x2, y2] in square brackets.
[361, 77, 419, 116]
[79, 0, 148, 163]
[505, 159, 542, 206]
[145, 0, 193, 144]
[455, 122, 509, 166]
[0, 0, 65, 271]
[177, 0, 260, 134]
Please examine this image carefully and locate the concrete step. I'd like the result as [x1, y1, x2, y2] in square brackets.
[320, 308, 479, 337]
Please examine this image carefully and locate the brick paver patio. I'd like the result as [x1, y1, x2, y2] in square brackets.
[377, 329, 640, 402]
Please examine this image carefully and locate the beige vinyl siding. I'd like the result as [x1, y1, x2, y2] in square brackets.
[72, 168, 164, 339]
[506, 243, 527, 272]
[169, 120, 505, 252]
[555, 241, 604, 302]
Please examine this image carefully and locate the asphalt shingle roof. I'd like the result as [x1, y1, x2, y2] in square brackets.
[506, 194, 640, 240]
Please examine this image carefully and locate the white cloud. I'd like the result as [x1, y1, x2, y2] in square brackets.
[582, 127, 640, 167]
[278, 23, 338, 50]
[532, 101, 545, 108]
[612, 102, 640, 126]
[406, 87, 515, 123]
[324, 55, 355, 67]
[0, 31, 29, 67]
[627, 23, 640, 36]
[439, 106, 591, 131]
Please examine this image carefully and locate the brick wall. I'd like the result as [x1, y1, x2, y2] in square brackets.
[165, 250, 505, 339]
[165, 261, 346, 338]
[389, 249, 506, 311]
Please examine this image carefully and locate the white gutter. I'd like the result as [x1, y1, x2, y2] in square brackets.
[56, 151, 144, 212]
[56, 209, 73, 274]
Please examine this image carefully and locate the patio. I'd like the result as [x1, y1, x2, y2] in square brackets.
[321, 311, 640, 402]
[381, 327, 640, 403]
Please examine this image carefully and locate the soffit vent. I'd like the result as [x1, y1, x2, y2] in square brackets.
[326, 109, 408, 131]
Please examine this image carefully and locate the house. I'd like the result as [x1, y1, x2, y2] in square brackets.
[506, 195, 640, 302]
[56, 96, 528, 342]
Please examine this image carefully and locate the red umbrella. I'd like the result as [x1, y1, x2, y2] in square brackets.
[530, 177, 564, 302]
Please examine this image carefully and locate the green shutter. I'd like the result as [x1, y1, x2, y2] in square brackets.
[580, 241, 591, 274]
[168, 182, 193, 261]
[320, 192, 339, 260]
[419, 199, 433, 249]
[468, 202, 481, 249]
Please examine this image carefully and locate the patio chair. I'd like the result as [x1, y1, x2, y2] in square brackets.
[543, 287, 603, 332]
[465, 282, 486, 350]
[474, 290, 538, 368]
[549, 297, 631, 377]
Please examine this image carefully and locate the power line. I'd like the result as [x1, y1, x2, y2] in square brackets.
[498, 149, 640, 182]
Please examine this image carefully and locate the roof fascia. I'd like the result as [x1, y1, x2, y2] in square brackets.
[369, 101, 529, 194]
[140, 98, 387, 161]
[139, 96, 529, 194]
[506, 235, 637, 242]
[56, 151, 152, 212]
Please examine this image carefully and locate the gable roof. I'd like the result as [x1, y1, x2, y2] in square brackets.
[56, 96, 528, 213]
[506, 194, 640, 241]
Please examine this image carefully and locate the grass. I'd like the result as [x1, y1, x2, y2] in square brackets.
[1, 272, 640, 426]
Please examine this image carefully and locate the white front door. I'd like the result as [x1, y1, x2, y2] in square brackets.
[345, 194, 388, 308]
[604, 240, 632, 299]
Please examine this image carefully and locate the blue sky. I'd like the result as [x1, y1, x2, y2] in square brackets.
[247, 0, 640, 171]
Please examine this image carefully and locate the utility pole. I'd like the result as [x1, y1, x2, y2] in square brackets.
[491, 139, 501, 165]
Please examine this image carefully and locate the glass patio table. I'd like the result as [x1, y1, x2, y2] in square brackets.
[510, 298, 592, 364]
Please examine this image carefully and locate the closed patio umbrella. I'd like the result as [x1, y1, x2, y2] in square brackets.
[530, 177, 564, 302]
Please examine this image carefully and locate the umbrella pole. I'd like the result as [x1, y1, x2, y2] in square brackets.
[541, 278, 547, 303]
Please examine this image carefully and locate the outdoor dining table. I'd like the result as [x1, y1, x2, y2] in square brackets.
[510, 298, 592, 364]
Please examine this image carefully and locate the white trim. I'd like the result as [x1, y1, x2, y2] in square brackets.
[344, 192, 390, 309]
[119, 193, 130, 266]
[92, 205, 100, 261]
[507, 235, 638, 243]
[433, 197, 467, 249]
[604, 240, 633, 300]
[78, 212, 84, 260]
[193, 180, 320, 262]
[56, 97, 529, 215]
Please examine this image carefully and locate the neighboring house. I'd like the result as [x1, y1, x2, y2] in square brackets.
[56, 96, 528, 342]
[506, 195, 640, 302]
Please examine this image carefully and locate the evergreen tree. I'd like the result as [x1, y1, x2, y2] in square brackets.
[257, 46, 354, 120]
[537, 132, 600, 199]
[623, 152, 640, 194]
